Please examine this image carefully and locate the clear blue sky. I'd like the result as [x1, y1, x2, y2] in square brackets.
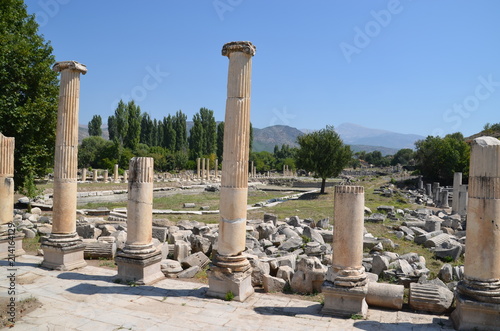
[25, 0, 500, 137]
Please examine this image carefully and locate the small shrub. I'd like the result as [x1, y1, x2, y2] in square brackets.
[224, 291, 235, 301]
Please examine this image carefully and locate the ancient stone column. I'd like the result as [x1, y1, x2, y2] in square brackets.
[93, 169, 98, 182]
[115, 157, 163, 284]
[197, 158, 201, 179]
[451, 137, 500, 330]
[113, 164, 119, 183]
[81, 168, 87, 182]
[206, 158, 210, 180]
[41, 61, 87, 270]
[201, 158, 206, 181]
[103, 169, 108, 183]
[440, 190, 449, 208]
[207, 41, 255, 302]
[0, 134, 25, 258]
[452, 172, 462, 214]
[123, 170, 128, 183]
[426, 183, 432, 196]
[250, 161, 254, 178]
[215, 159, 219, 178]
[458, 184, 468, 216]
[322, 185, 368, 317]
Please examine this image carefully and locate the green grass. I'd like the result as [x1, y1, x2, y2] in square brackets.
[22, 235, 42, 254]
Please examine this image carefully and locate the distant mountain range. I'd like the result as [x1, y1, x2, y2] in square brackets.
[335, 123, 424, 150]
[78, 122, 424, 156]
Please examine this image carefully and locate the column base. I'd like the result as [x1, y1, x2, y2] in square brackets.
[0, 233, 26, 259]
[115, 250, 163, 285]
[207, 267, 254, 302]
[321, 281, 368, 318]
[41, 233, 86, 271]
[451, 293, 500, 330]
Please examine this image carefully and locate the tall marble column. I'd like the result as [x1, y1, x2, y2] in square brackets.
[452, 172, 462, 214]
[115, 157, 163, 284]
[451, 137, 500, 330]
[0, 134, 25, 258]
[207, 41, 255, 302]
[93, 169, 98, 182]
[322, 185, 368, 317]
[113, 164, 119, 183]
[206, 158, 210, 180]
[81, 168, 87, 182]
[201, 158, 206, 181]
[103, 169, 108, 183]
[197, 158, 201, 179]
[41, 61, 87, 270]
[215, 159, 219, 178]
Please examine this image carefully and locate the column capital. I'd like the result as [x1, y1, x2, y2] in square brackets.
[53, 61, 87, 75]
[222, 41, 256, 57]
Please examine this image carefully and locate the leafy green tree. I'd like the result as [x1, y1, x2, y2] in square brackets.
[216, 121, 224, 162]
[273, 144, 297, 171]
[250, 122, 254, 152]
[199, 107, 216, 155]
[415, 133, 470, 184]
[174, 110, 187, 152]
[78, 136, 115, 169]
[125, 100, 141, 150]
[295, 126, 352, 193]
[163, 115, 176, 151]
[107, 115, 117, 141]
[251, 151, 276, 172]
[391, 148, 415, 166]
[189, 113, 204, 160]
[140, 113, 152, 146]
[157, 119, 164, 147]
[114, 100, 128, 146]
[88, 115, 102, 137]
[151, 118, 158, 147]
[0, 0, 59, 192]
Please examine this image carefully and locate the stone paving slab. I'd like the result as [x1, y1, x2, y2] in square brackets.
[1, 255, 454, 330]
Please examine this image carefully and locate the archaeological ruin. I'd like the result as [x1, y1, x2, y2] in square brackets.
[2, 44, 500, 330]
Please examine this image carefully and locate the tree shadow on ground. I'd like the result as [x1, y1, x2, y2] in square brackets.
[297, 192, 325, 200]
[0, 259, 40, 268]
[65, 282, 208, 299]
[254, 304, 322, 317]
[59, 271, 209, 299]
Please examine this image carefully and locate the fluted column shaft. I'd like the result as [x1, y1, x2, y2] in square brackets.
[123, 157, 155, 254]
[0, 134, 14, 225]
[206, 158, 210, 180]
[201, 158, 206, 180]
[452, 172, 462, 213]
[332, 185, 366, 281]
[197, 158, 201, 178]
[218, 42, 255, 256]
[463, 138, 500, 281]
[52, 61, 87, 234]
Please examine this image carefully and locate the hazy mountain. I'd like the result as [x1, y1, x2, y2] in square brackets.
[335, 123, 424, 150]
[77, 122, 420, 156]
[253, 125, 302, 152]
[78, 125, 109, 143]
